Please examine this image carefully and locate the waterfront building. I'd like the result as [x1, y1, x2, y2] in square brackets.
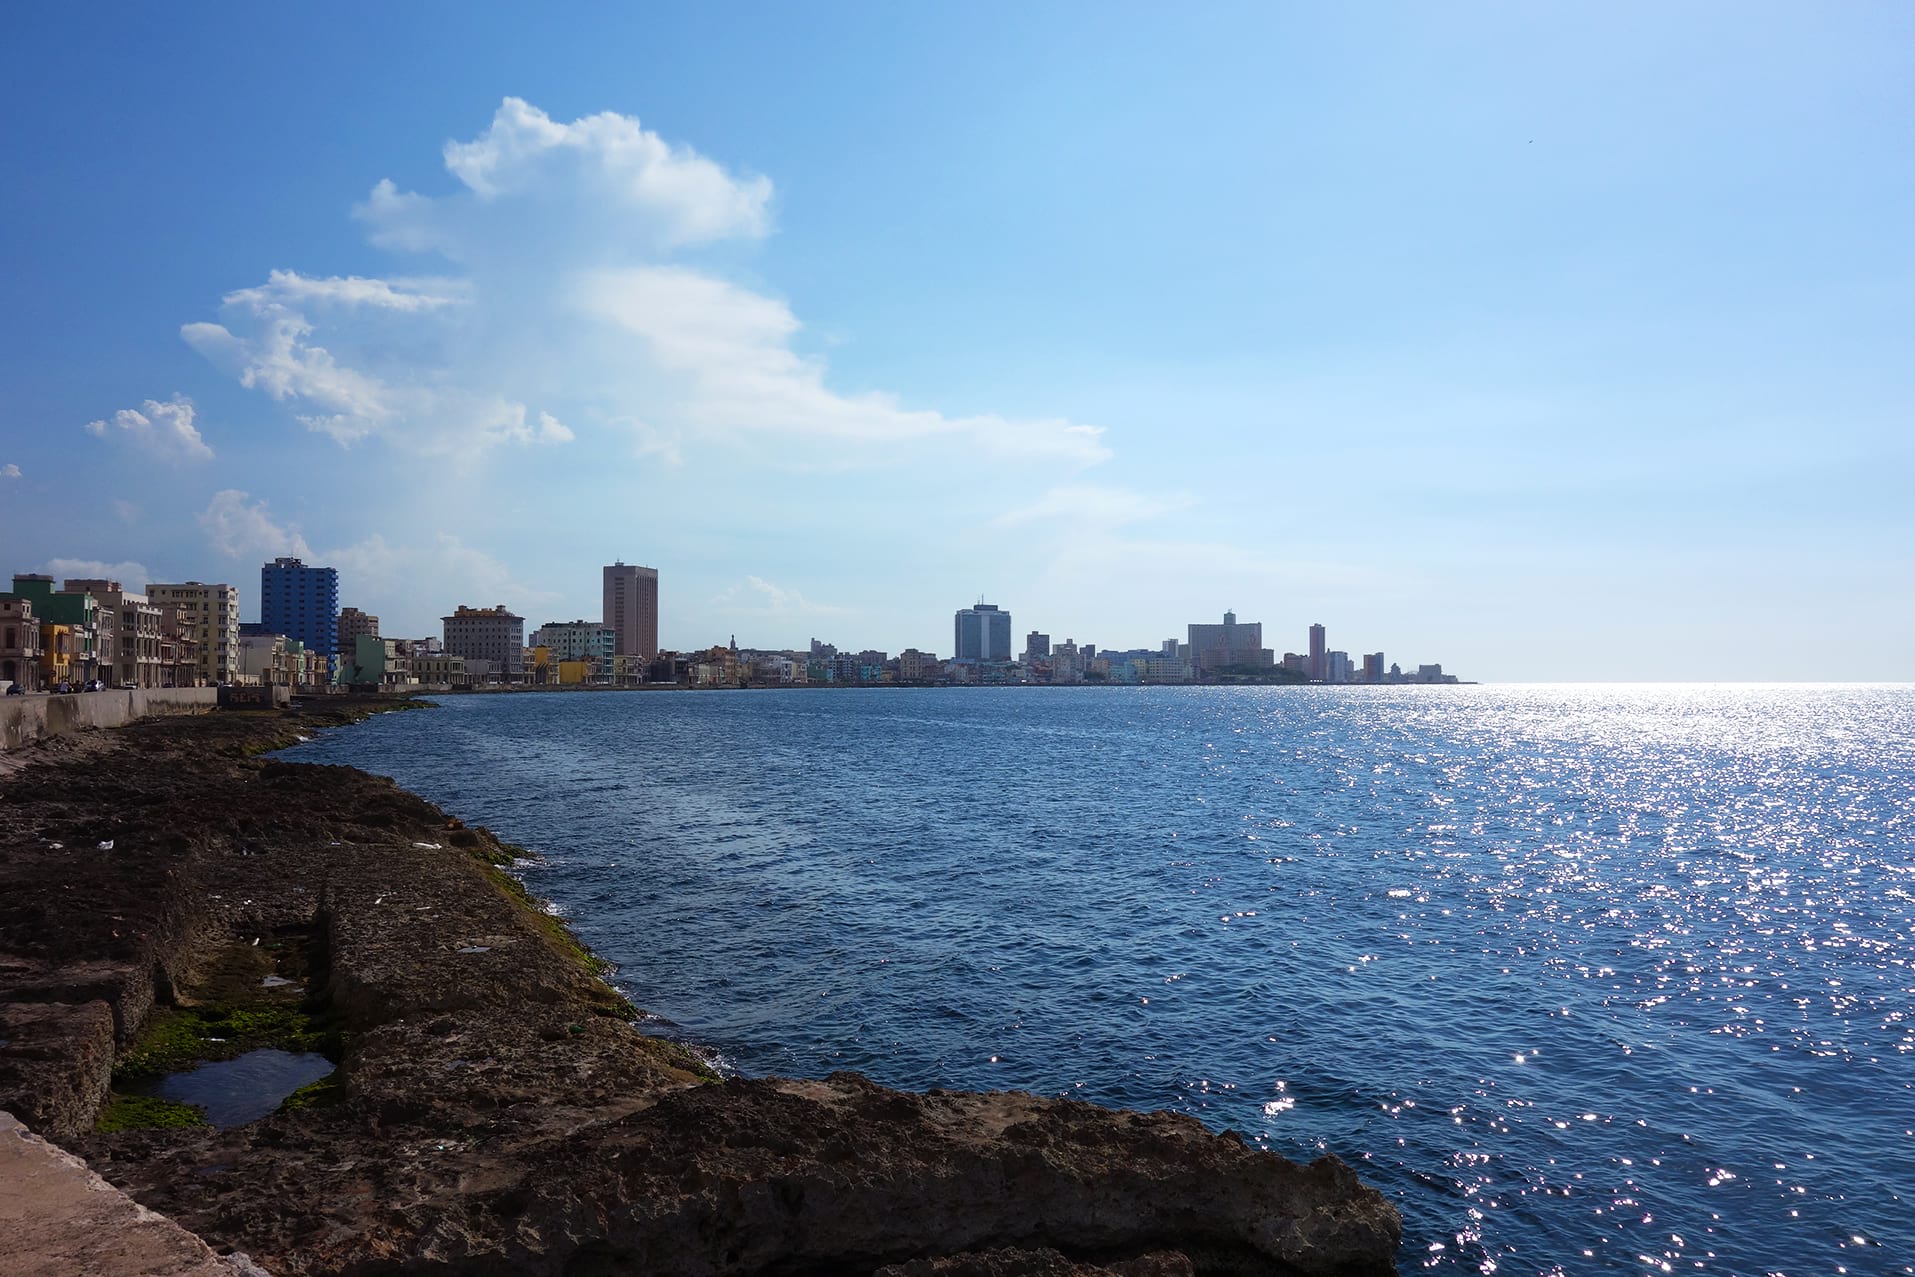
[336, 607, 379, 659]
[6, 575, 106, 684]
[40, 623, 76, 687]
[954, 602, 1012, 663]
[1145, 655, 1190, 682]
[0, 597, 43, 690]
[238, 629, 325, 688]
[1052, 639, 1082, 684]
[1327, 650, 1353, 684]
[602, 561, 659, 661]
[1363, 652, 1384, 683]
[64, 579, 162, 688]
[1023, 631, 1051, 662]
[898, 648, 939, 682]
[1308, 623, 1326, 682]
[530, 619, 616, 672]
[1281, 652, 1306, 676]
[346, 634, 416, 689]
[1186, 611, 1273, 676]
[443, 605, 524, 682]
[260, 557, 338, 672]
[148, 581, 240, 685]
[411, 652, 468, 688]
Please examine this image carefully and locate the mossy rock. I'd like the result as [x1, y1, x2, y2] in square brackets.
[114, 1005, 338, 1082]
[278, 1072, 344, 1113]
[97, 1093, 208, 1132]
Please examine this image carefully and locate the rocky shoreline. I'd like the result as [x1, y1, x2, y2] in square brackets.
[0, 699, 1401, 1275]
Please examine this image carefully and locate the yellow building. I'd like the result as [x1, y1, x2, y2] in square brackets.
[39, 622, 75, 686]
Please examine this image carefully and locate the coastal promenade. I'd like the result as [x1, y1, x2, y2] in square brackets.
[0, 699, 1400, 1275]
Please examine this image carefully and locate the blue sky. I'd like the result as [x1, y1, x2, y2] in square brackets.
[3, 4, 1910, 679]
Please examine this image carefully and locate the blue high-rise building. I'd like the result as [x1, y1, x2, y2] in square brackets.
[260, 557, 339, 668]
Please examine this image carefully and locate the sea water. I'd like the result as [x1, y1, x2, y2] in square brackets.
[285, 684, 1915, 1274]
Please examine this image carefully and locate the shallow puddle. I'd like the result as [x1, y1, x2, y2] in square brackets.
[144, 1049, 334, 1127]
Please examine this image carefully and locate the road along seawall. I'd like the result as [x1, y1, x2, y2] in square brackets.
[0, 688, 218, 752]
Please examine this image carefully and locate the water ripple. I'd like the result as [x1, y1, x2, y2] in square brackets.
[286, 684, 1915, 1274]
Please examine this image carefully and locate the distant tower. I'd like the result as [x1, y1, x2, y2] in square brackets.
[260, 557, 339, 668]
[603, 561, 659, 660]
[954, 602, 1012, 663]
[1308, 623, 1326, 682]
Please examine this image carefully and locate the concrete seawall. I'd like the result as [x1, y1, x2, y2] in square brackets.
[0, 689, 219, 752]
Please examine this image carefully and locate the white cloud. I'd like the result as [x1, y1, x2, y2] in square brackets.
[82, 395, 214, 462]
[198, 489, 312, 560]
[43, 559, 151, 591]
[1, 463, 19, 479]
[181, 306, 397, 445]
[364, 96, 773, 254]
[994, 483, 1193, 528]
[226, 269, 465, 313]
[181, 96, 1103, 468]
[711, 575, 846, 617]
[580, 266, 1110, 464]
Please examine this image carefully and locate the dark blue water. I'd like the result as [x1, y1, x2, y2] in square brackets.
[285, 686, 1915, 1275]
[146, 1049, 334, 1127]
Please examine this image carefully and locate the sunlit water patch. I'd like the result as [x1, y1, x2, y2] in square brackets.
[286, 685, 1915, 1273]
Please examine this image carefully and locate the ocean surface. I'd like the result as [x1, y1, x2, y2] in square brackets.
[283, 685, 1915, 1275]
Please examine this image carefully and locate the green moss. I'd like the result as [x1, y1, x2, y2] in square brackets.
[113, 1005, 338, 1082]
[651, 1037, 724, 1084]
[278, 1072, 344, 1112]
[97, 1093, 208, 1132]
[473, 859, 613, 980]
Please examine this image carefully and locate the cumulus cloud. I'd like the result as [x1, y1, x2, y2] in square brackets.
[181, 97, 1104, 467]
[362, 96, 773, 256]
[1, 463, 19, 479]
[198, 489, 312, 560]
[43, 558, 151, 591]
[82, 395, 214, 462]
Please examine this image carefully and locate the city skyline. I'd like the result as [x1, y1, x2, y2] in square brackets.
[3, 7, 1910, 679]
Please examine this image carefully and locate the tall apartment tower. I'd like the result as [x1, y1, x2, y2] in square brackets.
[149, 581, 241, 685]
[1308, 623, 1327, 682]
[260, 557, 339, 665]
[954, 602, 1012, 663]
[602, 562, 659, 660]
